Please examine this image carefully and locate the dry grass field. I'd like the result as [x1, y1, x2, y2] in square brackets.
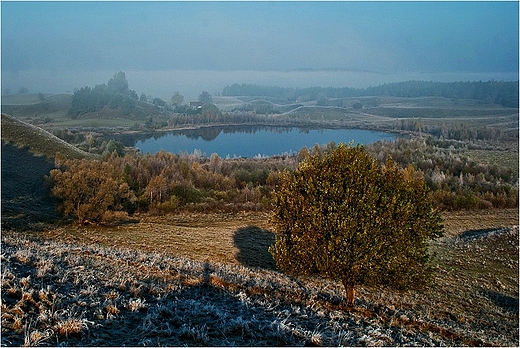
[2, 209, 518, 346]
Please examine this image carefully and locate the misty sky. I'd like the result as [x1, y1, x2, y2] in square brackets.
[2, 1, 518, 100]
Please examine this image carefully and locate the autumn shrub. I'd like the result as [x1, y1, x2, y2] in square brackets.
[49, 159, 136, 224]
[101, 210, 133, 226]
[269, 143, 444, 306]
[47, 137, 516, 223]
[49, 149, 293, 218]
[367, 138, 518, 210]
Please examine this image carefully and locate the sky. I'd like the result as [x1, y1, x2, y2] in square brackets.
[1, 1, 519, 100]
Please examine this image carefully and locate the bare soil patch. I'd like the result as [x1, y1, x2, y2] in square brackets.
[441, 209, 519, 238]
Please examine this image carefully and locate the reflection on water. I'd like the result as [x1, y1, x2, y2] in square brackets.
[179, 126, 299, 142]
[128, 126, 395, 158]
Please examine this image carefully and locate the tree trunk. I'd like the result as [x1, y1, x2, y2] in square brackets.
[342, 279, 356, 307]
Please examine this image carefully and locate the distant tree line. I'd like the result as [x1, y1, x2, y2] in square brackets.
[68, 72, 139, 117]
[222, 80, 519, 107]
[167, 108, 289, 128]
[393, 119, 518, 142]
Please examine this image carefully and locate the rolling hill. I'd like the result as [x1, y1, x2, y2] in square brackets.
[1, 114, 94, 229]
[1, 113, 93, 160]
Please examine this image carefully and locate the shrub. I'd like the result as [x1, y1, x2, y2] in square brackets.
[49, 159, 134, 224]
[101, 210, 132, 226]
[269, 143, 444, 306]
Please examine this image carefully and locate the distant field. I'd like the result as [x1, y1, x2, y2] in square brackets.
[44, 117, 139, 128]
[275, 97, 519, 137]
[2, 94, 518, 138]
[2, 93, 60, 105]
[212, 96, 249, 111]
[366, 106, 516, 119]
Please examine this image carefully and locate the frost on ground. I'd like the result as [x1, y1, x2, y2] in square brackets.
[1, 226, 518, 346]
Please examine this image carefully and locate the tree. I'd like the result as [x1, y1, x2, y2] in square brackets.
[49, 159, 133, 224]
[171, 91, 184, 106]
[153, 98, 166, 107]
[198, 91, 212, 104]
[140, 93, 148, 103]
[68, 72, 137, 117]
[201, 103, 221, 123]
[105, 139, 125, 157]
[107, 71, 129, 94]
[269, 143, 444, 306]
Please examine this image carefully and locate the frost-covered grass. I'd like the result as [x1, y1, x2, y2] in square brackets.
[2, 220, 518, 346]
[1, 113, 94, 160]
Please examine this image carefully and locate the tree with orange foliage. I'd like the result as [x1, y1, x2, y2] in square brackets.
[269, 143, 444, 306]
[49, 159, 134, 224]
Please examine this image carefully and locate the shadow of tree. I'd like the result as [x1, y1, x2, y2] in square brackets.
[233, 226, 276, 270]
[481, 289, 519, 313]
[458, 228, 498, 241]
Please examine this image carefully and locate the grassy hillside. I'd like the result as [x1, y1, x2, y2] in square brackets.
[1, 94, 72, 123]
[1, 143, 59, 230]
[1, 113, 94, 160]
[1, 114, 95, 229]
[1, 93, 167, 128]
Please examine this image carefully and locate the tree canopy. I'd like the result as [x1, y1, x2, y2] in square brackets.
[171, 91, 184, 106]
[269, 143, 444, 306]
[68, 71, 138, 117]
[198, 91, 213, 104]
[49, 158, 135, 224]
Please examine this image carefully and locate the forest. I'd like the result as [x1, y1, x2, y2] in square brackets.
[222, 80, 519, 107]
[68, 72, 139, 117]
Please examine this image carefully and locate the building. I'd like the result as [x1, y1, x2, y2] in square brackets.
[189, 101, 204, 109]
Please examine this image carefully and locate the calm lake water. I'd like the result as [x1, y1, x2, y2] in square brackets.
[135, 126, 395, 158]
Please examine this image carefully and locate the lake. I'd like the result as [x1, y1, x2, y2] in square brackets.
[134, 126, 396, 158]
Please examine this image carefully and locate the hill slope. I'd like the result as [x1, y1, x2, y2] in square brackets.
[1, 114, 94, 229]
[1, 113, 94, 160]
[1, 143, 59, 229]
